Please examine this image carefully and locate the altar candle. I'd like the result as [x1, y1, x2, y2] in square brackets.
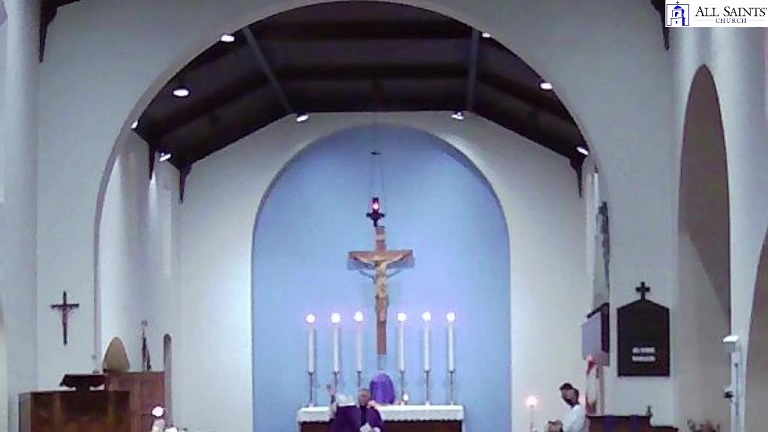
[422, 311, 432, 371]
[354, 311, 364, 372]
[447, 312, 456, 372]
[331, 313, 341, 373]
[397, 313, 407, 371]
[306, 314, 316, 373]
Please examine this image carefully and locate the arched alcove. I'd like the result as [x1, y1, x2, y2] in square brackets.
[251, 124, 510, 432]
[745, 230, 768, 431]
[675, 65, 730, 429]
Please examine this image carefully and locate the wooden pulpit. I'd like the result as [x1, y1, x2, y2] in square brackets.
[19, 390, 130, 431]
[105, 372, 165, 432]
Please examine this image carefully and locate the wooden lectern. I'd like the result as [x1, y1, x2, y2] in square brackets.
[19, 372, 165, 432]
[20, 389, 130, 431]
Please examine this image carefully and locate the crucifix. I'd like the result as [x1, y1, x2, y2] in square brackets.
[51, 291, 79, 346]
[636, 281, 651, 300]
[348, 198, 414, 355]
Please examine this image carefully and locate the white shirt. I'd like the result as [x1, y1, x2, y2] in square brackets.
[562, 404, 587, 432]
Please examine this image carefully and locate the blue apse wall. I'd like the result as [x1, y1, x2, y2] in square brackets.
[252, 125, 510, 432]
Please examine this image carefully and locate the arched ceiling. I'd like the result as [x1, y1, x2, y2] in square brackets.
[43, 1, 659, 176]
[141, 2, 591, 172]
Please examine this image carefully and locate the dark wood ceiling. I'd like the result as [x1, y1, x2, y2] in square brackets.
[41, 1, 594, 175]
[134, 2, 588, 172]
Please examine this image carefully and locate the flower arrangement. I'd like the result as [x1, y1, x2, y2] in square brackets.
[686, 420, 720, 432]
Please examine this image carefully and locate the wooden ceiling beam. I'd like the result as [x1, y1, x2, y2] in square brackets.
[291, 94, 466, 113]
[182, 20, 471, 74]
[465, 29, 480, 112]
[243, 27, 295, 115]
[478, 71, 574, 123]
[144, 74, 270, 140]
[475, 101, 580, 160]
[250, 20, 471, 41]
[147, 63, 575, 140]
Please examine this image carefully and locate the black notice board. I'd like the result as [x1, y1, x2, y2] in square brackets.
[617, 298, 670, 376]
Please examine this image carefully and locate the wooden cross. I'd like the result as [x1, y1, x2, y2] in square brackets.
[51, 291, 79, 346]
[349, 225, 413, 355]
[636, 282, 651, 300]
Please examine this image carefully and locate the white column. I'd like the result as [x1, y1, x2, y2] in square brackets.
[2, 2, 40, 432]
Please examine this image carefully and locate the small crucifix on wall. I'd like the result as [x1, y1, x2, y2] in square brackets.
[51, 291, 79, 346]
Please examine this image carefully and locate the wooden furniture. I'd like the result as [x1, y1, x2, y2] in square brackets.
[105, 372, 165, 432]
[19, 390, 130, 432]
[589, 415, 678, 432]
[298, 405, 463, 432]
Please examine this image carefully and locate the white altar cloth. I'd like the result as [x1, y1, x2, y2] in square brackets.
[297, 404, 465, 423]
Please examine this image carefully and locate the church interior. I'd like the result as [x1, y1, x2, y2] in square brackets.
[0, 0, 766, 431]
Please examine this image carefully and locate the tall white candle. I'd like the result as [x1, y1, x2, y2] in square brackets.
[306, 314, 316, 373]
[422, 312, 432, 372]
[355, 311, 364, 372]
[309, 328, 316, 373]
[398, 319, 405, 371]
[447, 312, 456, 372]
[333, 327, 340, 373]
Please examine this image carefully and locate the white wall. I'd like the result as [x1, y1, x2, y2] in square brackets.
[0, 1, 38, 431]
[38, 0, 679, 425]
[175, 112, 589, 432]
[676, 231, 730, 428]
[671, 28, 768, 431]
[97, 132, 180, 372]
[0, 3, 7, 204]
[0, 9, 9, 430]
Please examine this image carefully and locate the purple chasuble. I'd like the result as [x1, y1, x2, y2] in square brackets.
[369, 373, 395, 404]
[330, 405, 384, 432]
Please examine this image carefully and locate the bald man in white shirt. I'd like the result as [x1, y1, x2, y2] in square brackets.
[550, 383, 587, 432]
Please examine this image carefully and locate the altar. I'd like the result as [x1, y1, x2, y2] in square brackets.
[297, 404, 464, 432]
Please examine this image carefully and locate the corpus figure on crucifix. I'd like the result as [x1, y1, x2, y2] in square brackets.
[348, 198, 414, 356]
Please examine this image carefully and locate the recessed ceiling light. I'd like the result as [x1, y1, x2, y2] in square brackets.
[172, 87, 190, 98]
[481, 32, 492, 38]
[220, 34, 235, 43]
[577, 146, 589, 156]
[451, 111, 465, 120]
[130, 120, 139, 130]
[540, 82, 553, 91]
[295, 113, 309, 123]
[159, 152, 172, 162]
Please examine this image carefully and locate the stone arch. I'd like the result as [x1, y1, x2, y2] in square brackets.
[675, 65, 730, 429]
[250, 122, 511, 431]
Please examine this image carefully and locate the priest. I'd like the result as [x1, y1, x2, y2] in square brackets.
[328, 386, 385, 432]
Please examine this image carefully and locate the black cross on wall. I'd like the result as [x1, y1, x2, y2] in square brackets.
[636, 282, 651, 300]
